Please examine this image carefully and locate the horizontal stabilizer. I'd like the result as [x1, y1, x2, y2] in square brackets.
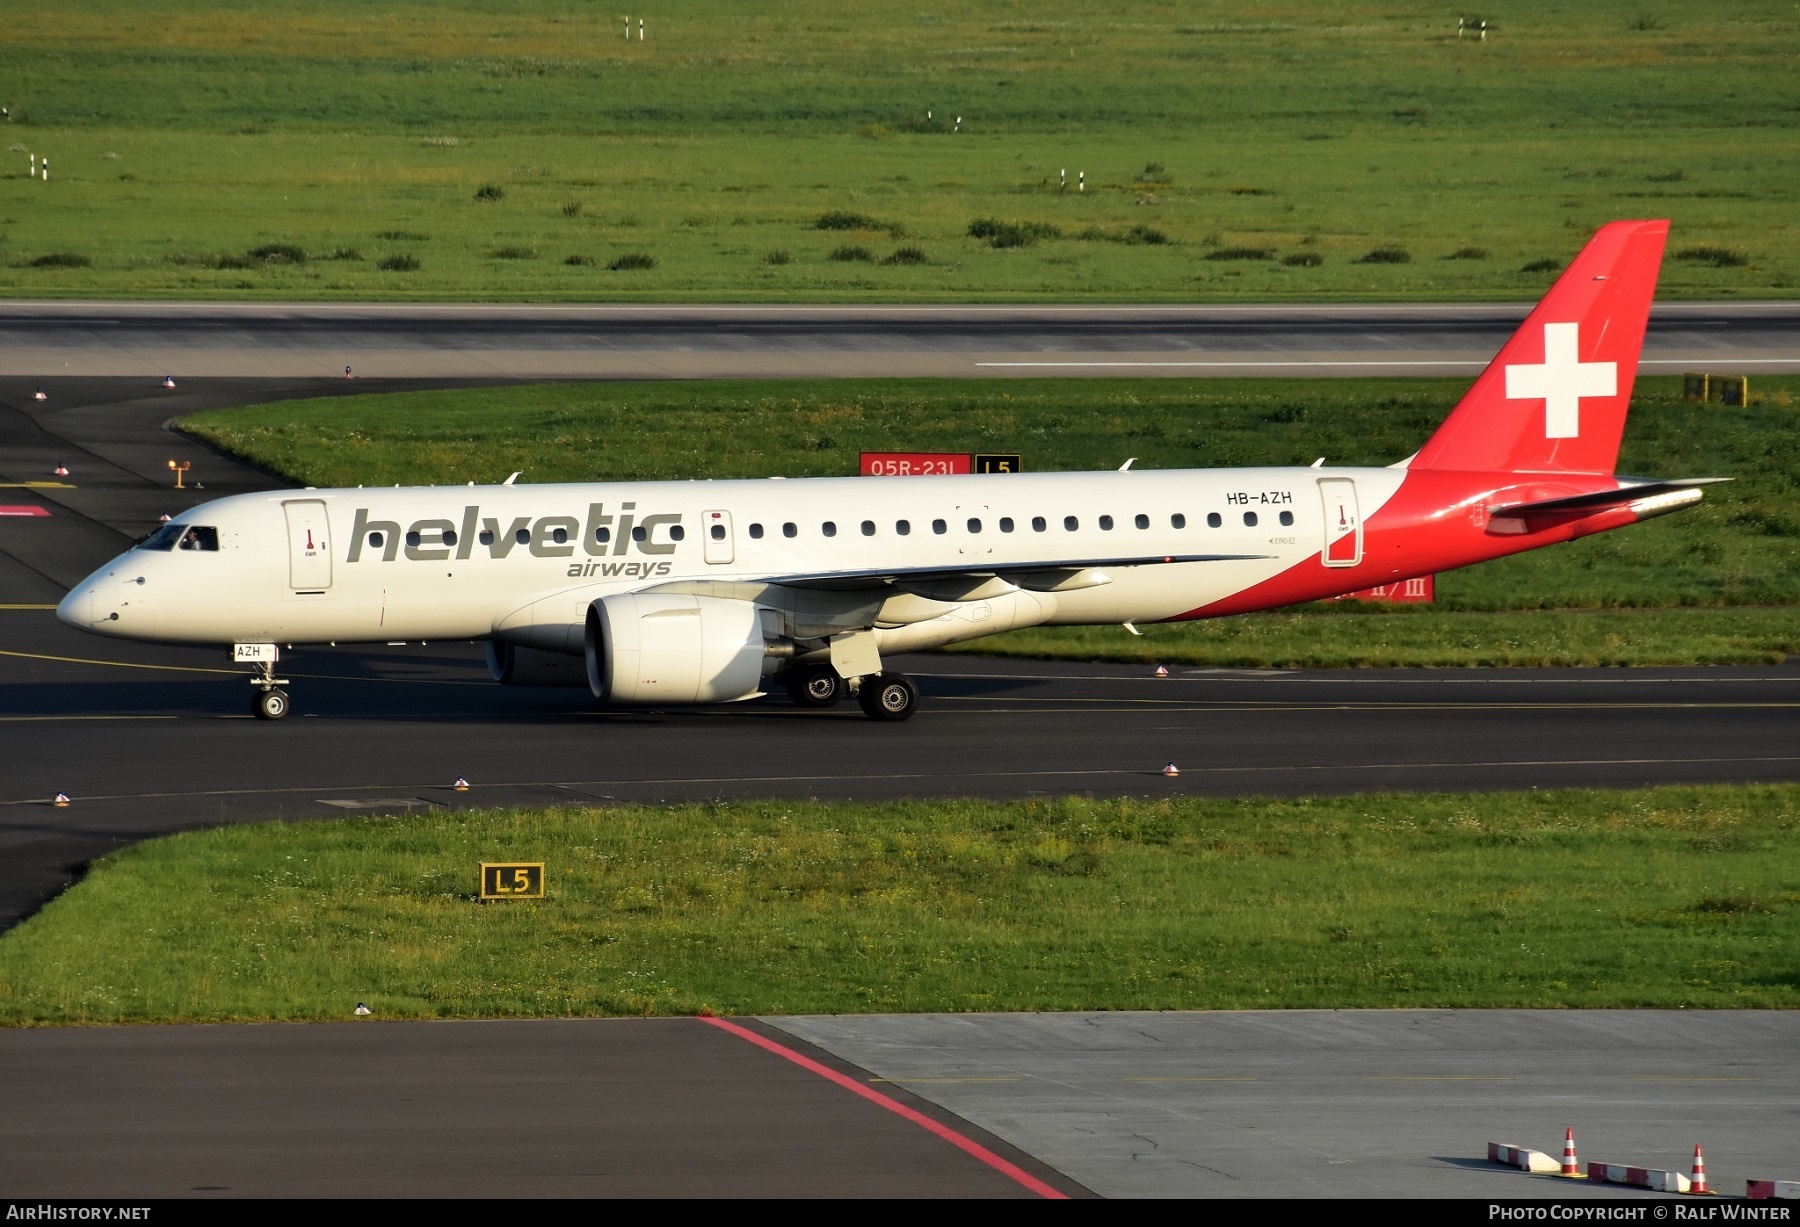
[1491, 477, 1728, 518]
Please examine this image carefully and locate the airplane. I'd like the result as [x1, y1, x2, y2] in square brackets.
[58, 218, 1719, 722]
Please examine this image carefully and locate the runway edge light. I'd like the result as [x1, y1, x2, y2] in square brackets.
[52, 792, 70, 807]
[1162, 762, 1180, 777]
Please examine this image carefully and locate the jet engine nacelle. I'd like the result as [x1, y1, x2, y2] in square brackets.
[585, 592, 774, 705]
[485, 641, 589, 687]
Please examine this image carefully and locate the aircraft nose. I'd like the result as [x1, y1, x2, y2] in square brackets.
[55, 584, 95, 628]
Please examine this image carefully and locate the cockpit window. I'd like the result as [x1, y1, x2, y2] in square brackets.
[137, 523, 186, 551]
[178, 526, 220, 551]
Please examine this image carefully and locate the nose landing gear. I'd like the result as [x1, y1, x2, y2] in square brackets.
[235, 644, 290, 721]
[254, 684, 291, 721]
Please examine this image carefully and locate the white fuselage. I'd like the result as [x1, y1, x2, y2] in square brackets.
[58, 466, 1405, 654]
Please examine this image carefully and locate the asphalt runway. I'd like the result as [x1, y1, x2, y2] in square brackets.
[1, 300, 1797, 379]
[0, 1016, 1081, 1198]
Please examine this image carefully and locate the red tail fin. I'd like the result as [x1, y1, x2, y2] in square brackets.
[1410, 219, 1668, 475]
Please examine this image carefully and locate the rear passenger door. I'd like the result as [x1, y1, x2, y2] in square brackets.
[1317, 479, 1361, 567]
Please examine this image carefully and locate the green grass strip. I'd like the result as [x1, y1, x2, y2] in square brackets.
[3, 786, 1796, 1024]
[1, 1, 1796, 300]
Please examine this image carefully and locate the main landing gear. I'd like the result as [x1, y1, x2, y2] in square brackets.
[855, 671, 918, 722]
[249, 657, 291, 721]
[782, 662, 845, 708]
[781, 663, 919, 721]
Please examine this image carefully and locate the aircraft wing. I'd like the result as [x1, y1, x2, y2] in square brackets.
[761, 552, 1271, 596]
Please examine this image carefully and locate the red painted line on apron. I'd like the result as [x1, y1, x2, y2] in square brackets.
[698, 1015, 1067, 1199]
[0, 506, 50, 517]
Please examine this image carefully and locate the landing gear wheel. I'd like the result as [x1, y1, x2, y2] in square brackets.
[856, 672, 918, 722]
[253, 688, 290, 721]
[783, 663, 844, 708]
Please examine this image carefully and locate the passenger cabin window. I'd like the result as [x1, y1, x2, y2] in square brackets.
[861, 520, 876, 536]
[1064, 516, 1079, 531]
[1098, 515, 1113, 531]
[710, 524, 726, 541]
[178, 526, 220, 551]
[1134, 514, 1149, 530]
[999, 517, 1014, 533]
[369, 531, 386, 549]
[631, 526, 647, 542]
[896, 520, 911, 536]
[749, 523, 764, 539]
[782, 522, 797, 538]
[967, 518, 982, 534]
[822, 521, 837, 538]
[670, 525, 686, 541]
[1280, 511, 1294, 526]
[552, 527, 569, 545]
[593, 526, 610, 544]
[1207, 512, 1223, 528]
[443, 529, 458, 546]
[1032, 516, 1047, 532]
[515, 528, 531, 544]
[1243, 511, 1258, 527]
[481, 529, 497, 545]
[932, 519, 947, 535]
[405, 531, 420, 547]
[1171, 513, 1187, 529]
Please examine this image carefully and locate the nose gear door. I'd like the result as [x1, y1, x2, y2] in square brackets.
[1317, 478, 1362, 567]
[702, 509, 734, 565]
[283, 499, 333, 590]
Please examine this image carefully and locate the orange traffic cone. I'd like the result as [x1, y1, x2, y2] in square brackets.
[1561, 1126, 1579, 1176]
[1691, 1143, 1708, 1195]
[1162, 761, 1180, 777]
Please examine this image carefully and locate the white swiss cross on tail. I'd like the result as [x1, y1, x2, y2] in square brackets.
[1503, 322, 1616, 439]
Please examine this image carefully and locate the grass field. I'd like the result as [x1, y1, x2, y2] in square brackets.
[0, 1, 1794, 300]
[182, 374, 1800, 664]
[1, 786, 1794, 1023]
